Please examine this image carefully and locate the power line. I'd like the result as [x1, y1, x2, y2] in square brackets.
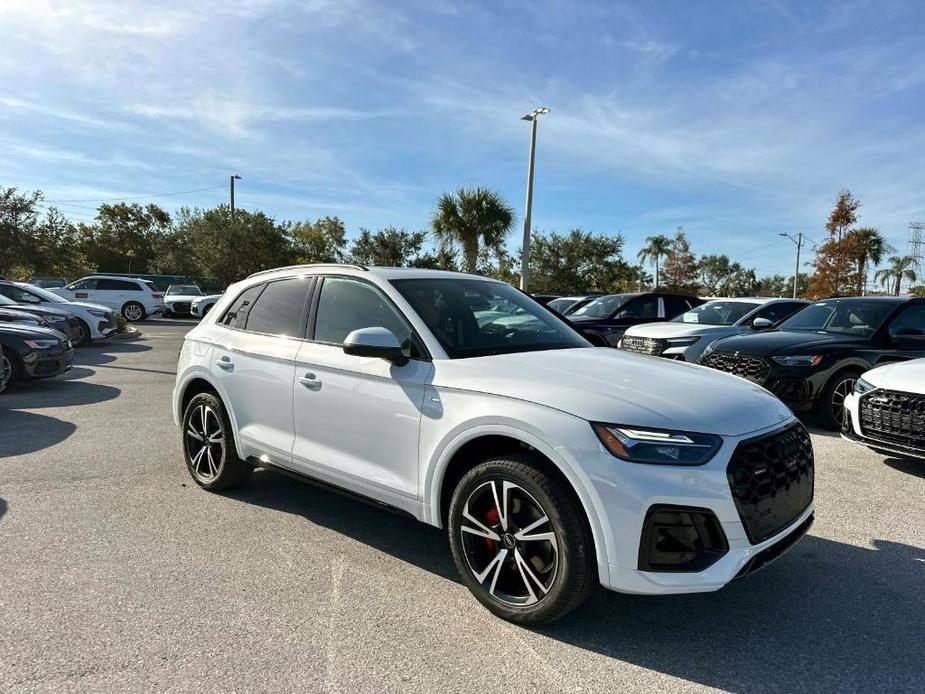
[45, 185, 226, 203]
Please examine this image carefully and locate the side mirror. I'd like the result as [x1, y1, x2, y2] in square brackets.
[343, 327, 409, 366]
[752, 317, 774, 331]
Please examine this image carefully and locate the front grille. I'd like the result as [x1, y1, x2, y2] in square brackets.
[701, 351, 770, 384]
[172, 302, 192, 313]
[727, 423, 814, 544]
[859, 389, 925, 451]
[621, 335, 667, 356]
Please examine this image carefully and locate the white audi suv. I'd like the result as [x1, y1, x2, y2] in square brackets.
[172, 265, 815, 623]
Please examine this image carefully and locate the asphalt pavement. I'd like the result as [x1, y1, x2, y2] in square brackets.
[1, 320, 923, 692]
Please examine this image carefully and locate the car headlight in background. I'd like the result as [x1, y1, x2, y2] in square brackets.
[24, 338, 61, 350]
[667, 336, 701, 347]
[772, 355, 822, 367]
[854, 377, 876, 395]
[87, 309, 108, 317]
[592, 423, 723, 465]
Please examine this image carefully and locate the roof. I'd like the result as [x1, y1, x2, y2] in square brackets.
[246, 264, 495, 282]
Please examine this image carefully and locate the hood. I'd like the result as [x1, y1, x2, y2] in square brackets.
[708, 329, 864, 356]
[863, 358, 925, 393]
[433, 347, 793, 436]
[6, 304, 70, 319]
[166, 294, 203, 302]
[0, 323, 66, 340]
[624, 322, 734, 339]
[193, 294, 222, 303]
[64, 301, 113, 313]
[0, 308, 43, 323]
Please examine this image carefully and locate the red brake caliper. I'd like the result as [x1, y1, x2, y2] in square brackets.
[484, 506, 500, 553]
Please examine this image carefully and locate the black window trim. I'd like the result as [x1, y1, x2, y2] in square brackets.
[307, 274, 432, 361]
[216, 275, 315, 341]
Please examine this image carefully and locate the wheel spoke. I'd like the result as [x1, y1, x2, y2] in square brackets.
[516, 531, 558, 554]
[515, 514, 549, 538]
[462, 503, 501, 541]
[489, 480, 508, 531]
[186, 428, 204, 442]
[513, 549, 542, 604]
[473, 547, 508, 589]
[190, 445, 207, 474]
[206, 446, 217, 476]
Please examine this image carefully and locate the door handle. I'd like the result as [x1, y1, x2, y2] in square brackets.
[216, 356, 234, 372]
[299, 372, 322, 391]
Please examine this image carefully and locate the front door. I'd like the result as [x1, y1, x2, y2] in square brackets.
[291, 276, 431, 511]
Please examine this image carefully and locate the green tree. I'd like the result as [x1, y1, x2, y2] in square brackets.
[661, 227, 698, 292]
[290, 216, 347, 264]
[845, 227, 890, 295]
[412, 240, 459, 271]
[875, 255, 918, 296]
[28, 208, 89, 279]
[0, 186, 43, 277]
[431, 187, 514, 274]
[150, 207, 203, 276]
[526, 228, 632, 293]
[79, 203, 171, 273]
[637, 234, 672, 289]
[349, 227, 427, 267]
[697, 254, 734, 295]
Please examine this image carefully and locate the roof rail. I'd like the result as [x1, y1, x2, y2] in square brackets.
[246, 263, 368, 279]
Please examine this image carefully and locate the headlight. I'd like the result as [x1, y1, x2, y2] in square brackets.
[667, 336, 701, 346]
[592, 423, 723, 466]
[88, 309, 108, 317]
[854, 377, 876, 395]
[24, 338, 61, 349]
[772, 355, 822, 367]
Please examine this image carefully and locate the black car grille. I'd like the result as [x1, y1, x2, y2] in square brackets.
[859, 389, 925, 451]
[701, 352, 770, 384]
[621, 335, 667, 356]
[172, 302, 192, 313]
[727, 423, 814, 544]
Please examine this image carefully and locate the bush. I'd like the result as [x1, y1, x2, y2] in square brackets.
[115, 313, 129, 333]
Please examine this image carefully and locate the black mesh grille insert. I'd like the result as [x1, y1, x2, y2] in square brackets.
[860, 389, 925, 450]
[727, 423, 814, 544]
[701, 352, 770, 384]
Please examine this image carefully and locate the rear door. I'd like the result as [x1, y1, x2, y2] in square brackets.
[291, 275, 432, 509]
[210, 277, 313, 461]
[64, 278, 99, 303]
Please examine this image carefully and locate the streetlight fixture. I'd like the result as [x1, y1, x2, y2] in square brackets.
[230, 174, 242, 222]
[519, 106, 550, 292]
[779, 232, 804, 298]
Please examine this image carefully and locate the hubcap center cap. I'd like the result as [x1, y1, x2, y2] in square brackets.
[501, 533, 516, 550]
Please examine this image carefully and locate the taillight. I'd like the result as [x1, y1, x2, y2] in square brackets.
[152, 293, 163, 299]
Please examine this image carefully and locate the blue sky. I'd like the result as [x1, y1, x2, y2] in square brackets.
[1, 0, 924, 278]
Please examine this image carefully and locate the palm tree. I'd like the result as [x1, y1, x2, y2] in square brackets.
[430, 187, 515, 274]
[637, 235, 672, 288]
[875, 255, 918, 296]
[847, 227, 890, 295]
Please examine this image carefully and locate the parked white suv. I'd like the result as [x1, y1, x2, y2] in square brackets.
[842, 358, 925, 461]
[173, 265, 815, 623]
[52, 275, 165, 321]
[0, 281, 117, 344]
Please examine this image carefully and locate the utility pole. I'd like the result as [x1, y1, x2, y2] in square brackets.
[519, 107, 549, 292]
[779, 232, 804, 298]
[230, 174, 242, 222]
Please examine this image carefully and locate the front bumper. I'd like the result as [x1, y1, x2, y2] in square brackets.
[842, 392, 925, 461]
[22, 346, 74, 379]
[560, 418, 814, 595]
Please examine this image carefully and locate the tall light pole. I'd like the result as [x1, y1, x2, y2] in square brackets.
[230, 174, 242, 222]
[779, 232, 804, 298]
[519, 106, 550, 292]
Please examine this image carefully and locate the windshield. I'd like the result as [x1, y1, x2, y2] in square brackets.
[391, 278, 589, 358]
[569, 293, 633, 318]
[547, 297, 579, 314]
[674, 300, 761, 326]
[0, 294, 14, 305]
[778, 299, 896, 337]
[167, 285, 202, 295]
[13, 283, 64, 302]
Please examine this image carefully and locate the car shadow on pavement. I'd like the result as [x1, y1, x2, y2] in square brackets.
[0, 409, 77, 456]
[230, 468, 924, 692]
[0, 378, 119, 410]
[882, 456, 925, 479]
[225, 468, 458, 582]
[77, 340, 153, 367]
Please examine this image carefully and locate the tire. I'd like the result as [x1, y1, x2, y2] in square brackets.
[0, 349, 15, 394]
[448, 455, 596, 624]
[73, 319, 91, 347]
[817, 369, 862, 431]
[181, 392, 253, 491]
[122, 301, 146, 322]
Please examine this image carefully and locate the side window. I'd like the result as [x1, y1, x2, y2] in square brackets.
[72, 278, 99, 290]
[313, 277, 412, 347]
[242, 278, 310, 336]
[619, 295, 659, 319]
[663, 296, 689, 318]
[0, 285, 41, 302]
[97, 279, 139, 291]
[888, 304, 925, 339]
[754, 302, 804, 325]
[219, 285, 264, 330]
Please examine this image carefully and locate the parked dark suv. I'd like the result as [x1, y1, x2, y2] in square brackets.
[567, 292, 704, 346]
[699, 296, 925, 429]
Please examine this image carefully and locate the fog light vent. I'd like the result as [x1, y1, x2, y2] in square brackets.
[638, 505, 729, 572]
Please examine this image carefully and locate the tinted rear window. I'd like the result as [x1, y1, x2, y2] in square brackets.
[243, 278, 310, 336]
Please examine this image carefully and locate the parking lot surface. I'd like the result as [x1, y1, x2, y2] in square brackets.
[1, 320, 924, 693]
